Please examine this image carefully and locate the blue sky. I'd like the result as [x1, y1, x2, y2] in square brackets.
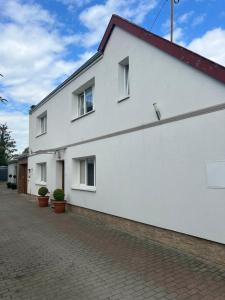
[0, 0, 224, 152]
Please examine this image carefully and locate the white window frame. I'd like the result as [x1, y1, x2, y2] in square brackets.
[37, 112, 47, 136]
[123, 64, 130, 97]
[72, 156, 96, 192]
[40, 163, 47, 183]
[118, 57, 130, 101]
[36, 162, 47, 185]
[78, 86, 94, 117]
[40, 115, 47, 134]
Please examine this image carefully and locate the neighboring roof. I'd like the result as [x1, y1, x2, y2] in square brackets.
[7, 159, 18, 165]
[31, 14, 225, 114]
[99, 15, 225, 85]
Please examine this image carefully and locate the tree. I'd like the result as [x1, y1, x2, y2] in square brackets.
[0, 74, 7, 103]
[0, 124, 17, 166]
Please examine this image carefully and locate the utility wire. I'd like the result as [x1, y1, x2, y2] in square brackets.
[150, 0, 168, 31]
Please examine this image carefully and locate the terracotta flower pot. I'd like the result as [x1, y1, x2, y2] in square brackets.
[38, 196, 49, 207]
[54, 201, 66, 213]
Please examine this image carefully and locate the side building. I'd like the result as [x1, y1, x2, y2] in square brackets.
[28, 15, 225, 264]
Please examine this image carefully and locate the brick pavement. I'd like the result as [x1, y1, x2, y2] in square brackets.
[0, 184, 225, 300]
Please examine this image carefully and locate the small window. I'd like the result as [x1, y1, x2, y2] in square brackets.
[37, 112, 47, 135]
[78, 87, 93, 117]
[73, 156, 96, 190]
[119, 57, 130, 99]
[37, 163, 47, 183]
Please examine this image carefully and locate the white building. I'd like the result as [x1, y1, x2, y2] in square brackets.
[28, 15, 225, 255]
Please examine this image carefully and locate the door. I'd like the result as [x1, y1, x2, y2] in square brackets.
[18, 164, 27, 194]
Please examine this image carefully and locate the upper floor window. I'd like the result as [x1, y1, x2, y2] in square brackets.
[78, 87, 93, 116]
[37, 112, 47, 135]
[119, 57, 130, 100]
[72, 78, 95, 121]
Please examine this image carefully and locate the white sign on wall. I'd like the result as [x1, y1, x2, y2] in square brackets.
[206, 161, 225, 189]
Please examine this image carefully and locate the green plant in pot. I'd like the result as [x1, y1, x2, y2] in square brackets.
[6, 182, 11, 188]
[53, 189, 66, 213]
[11, 183, 17, 190]
[38, 186, 49, 207]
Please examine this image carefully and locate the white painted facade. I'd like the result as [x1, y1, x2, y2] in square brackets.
[8, 162, 17, 184]
[28, 26, 225, 244]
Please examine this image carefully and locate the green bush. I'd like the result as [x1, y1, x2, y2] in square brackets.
[53, 189, 65, 201]
[7, 182, 11, 188]
[11, 183, 17, 190]
[38, 186, 48, 196]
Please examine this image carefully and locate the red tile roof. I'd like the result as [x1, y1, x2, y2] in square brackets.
[98, 15, 225, 85]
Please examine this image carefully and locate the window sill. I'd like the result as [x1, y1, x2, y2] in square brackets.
[118, 96, 130, 103]
[71, 110, 95, 123]
[36, 132, 47, 138]
[71, 186, 96, 192]
[35, 182, 47, 186]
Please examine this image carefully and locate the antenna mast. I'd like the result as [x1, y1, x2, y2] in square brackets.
[170, 0, 180, 43]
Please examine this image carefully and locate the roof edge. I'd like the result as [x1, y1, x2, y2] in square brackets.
[30, 51, 103, 114]
[98, 14, 225, 85]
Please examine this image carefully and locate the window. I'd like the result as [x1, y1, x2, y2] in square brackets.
[78, 87, 93, 117]
[119, 57, 130, 99]
[40, 115, 47, 133]
[37, 112, 47, 135]
[37, 163, 47, 183]
[73, 157, 96, 190]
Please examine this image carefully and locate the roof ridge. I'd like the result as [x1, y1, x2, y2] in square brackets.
[98, 14, 225, 84]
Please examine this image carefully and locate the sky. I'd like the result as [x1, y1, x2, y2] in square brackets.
[0, 0, 224, 153]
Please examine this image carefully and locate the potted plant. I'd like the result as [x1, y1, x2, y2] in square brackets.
[11, 183, 17, 190]
[6, 182, 11, 188]
[37, 187, 49, 207]
[53, 189, 66, 213]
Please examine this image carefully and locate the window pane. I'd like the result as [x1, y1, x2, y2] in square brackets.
[80, 160, 85, 184]
[85, 87, 93, 113]
[78, 93, 85, 116]
[41, 164, 46, 182]
[87, 158, 95, 186]
[124, 64, 129, 95]
[40, 116, 47, 133]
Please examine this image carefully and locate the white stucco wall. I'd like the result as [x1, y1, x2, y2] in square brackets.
[28, 26, 225, 244]
[29, 26, 225, 152]
[8, 163, 17, 183]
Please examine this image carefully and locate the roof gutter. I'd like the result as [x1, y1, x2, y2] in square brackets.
[30, 51, 103, 114]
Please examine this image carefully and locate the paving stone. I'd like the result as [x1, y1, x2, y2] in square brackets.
[0, 184, 225, 300]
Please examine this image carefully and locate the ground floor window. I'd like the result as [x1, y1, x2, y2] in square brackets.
[37, 162, 47, 183]
[73, 156, 96, 190]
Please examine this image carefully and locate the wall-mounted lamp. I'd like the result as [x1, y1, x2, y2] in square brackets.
[153, 102, 161, 121]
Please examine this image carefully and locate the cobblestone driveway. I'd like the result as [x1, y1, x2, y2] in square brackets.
[0, 185, 225, 300]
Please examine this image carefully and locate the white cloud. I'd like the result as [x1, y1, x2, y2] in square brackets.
[178, 11, 194, 24]
[0, 0, 92, 104]
[164, 27, 184, 44]
[192, 14, 206, 27]
[187, 28, 225, 66]
[57, 0, 92, 11]
[0, 0, 55, 26]
[79, 0, 157, 48]
[0, 110, 29, 153]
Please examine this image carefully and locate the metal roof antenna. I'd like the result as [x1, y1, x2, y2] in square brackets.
[170, 0, 180, 43]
